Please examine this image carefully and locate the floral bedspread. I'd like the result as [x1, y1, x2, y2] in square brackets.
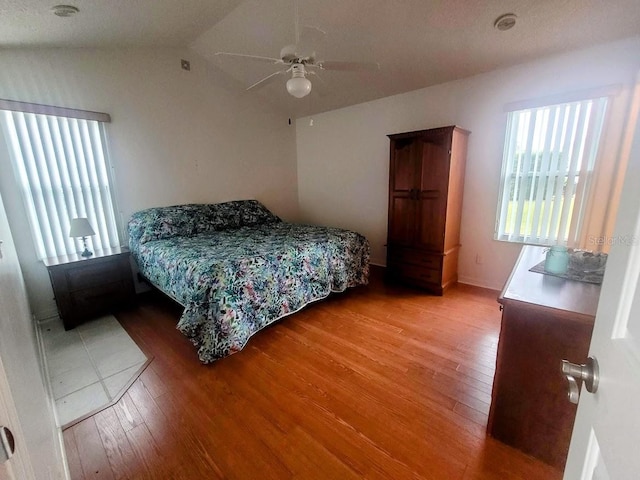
[130, 220, 369, 363]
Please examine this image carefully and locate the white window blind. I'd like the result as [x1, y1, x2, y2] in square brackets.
[0, 107, 120, 259]
[495, 96, 608, 245]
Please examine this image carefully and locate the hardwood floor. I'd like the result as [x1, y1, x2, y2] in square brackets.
[63, 269, 562, 479]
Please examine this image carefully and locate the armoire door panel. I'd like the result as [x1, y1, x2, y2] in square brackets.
[419, 140, 450, 192]
[416, 194, 445, 250]
[389, 196, 415, 245]
[391, 141, 417, 192]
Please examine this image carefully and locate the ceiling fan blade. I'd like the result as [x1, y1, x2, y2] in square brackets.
[317, 60, 380, 72]
[307, 70, 328, 97]
[246, 70, 286, 91]
[215, 52, 283, 65]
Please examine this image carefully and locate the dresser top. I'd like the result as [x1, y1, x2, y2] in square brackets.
[43, 246, 129, 268]
[499, 245, 601, 318]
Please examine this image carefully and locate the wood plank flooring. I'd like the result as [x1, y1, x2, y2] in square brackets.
[63, 269, 562, 479]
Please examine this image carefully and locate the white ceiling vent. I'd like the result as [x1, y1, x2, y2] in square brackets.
[494, 13, 517, 31]
[51, 5, 79, 18]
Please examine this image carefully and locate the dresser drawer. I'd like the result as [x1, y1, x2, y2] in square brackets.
[388, 262, 441, 284]
[388, 247, 442, 270]
[66, 260, 123, 291]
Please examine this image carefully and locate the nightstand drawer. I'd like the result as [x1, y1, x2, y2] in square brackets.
[66, 261, 123, 291]
[70, 281, 131, 315]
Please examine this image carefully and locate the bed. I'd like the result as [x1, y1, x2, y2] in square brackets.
[128, 200, 370, 363]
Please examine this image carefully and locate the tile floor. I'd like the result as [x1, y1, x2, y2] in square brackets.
[40, 315, 148, 427]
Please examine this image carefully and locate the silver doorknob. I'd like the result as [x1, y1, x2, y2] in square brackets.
[0, 426, 15, 464]
[561, 356, 599, 405]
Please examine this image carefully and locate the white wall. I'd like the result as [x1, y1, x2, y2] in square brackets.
[0, 47, 298, 319]
[296, 37, 640, 290]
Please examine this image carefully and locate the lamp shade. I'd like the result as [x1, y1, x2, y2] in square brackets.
[286, 76, 312, 98]
[69, 218, 95, 238]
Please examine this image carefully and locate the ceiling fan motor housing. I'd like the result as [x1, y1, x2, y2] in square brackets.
[280, 44, 315, 64]
[280, 44, 298, 62]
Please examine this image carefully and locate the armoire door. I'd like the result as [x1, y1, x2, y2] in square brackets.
[388, 137, 419, 246]
[415, 131, 450, 251]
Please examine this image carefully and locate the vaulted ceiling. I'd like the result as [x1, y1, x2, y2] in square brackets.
[2, 0, 639, 117]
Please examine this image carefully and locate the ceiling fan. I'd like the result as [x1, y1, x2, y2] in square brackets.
[214, 2, 380, 98]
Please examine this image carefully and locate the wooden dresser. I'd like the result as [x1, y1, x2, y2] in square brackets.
[488, 246, 601, 470]
[44, 246, 135, 330]
[386, 126, 469, 294]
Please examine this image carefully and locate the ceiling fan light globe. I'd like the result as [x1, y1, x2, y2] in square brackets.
[286, 77, 312, 98]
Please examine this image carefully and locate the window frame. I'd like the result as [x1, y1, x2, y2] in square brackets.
[0, 98, 122, 260]
[494, 93, 610, 246]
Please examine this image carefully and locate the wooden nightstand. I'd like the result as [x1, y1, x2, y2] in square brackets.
[44, 246, 135, 330]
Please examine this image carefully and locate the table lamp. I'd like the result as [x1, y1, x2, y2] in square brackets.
[69, 218, 95, 257]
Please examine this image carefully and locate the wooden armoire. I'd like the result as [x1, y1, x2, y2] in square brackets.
[386, 125, 469, 294]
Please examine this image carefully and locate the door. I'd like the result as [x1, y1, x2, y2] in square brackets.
[0, 195, 36, 480]
[416, 131, 450, 250]
[0, 188, 61, 479]
[563, 96, 640, 479]
[0, 354, 33, 480]
[388, 137, 419, 245]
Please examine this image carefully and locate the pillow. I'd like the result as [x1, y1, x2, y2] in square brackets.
[238, 200, 281, 226]
[129, 200, 281, 245]
[129, 204, 201, 245]
[195, 200, 280, 234]
[195, 202, 242, 234]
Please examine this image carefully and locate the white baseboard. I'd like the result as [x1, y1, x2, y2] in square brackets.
[38, 316, 60, 327]
[458, 275, 502, 291]
[35, 307, 60, 324]
[34, 317, 70, 480]
[369, 263, 501, 292]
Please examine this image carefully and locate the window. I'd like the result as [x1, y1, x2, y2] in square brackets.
[495, 96, 608, 245]
[0, 100, 120, 259]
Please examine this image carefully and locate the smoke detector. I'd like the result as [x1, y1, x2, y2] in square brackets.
[494, 13, 517, 31]
[51, 5, 79, 17]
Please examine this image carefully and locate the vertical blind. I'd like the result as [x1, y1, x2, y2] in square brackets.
[495, 96, 608, 245]
[0, 108, 120, 259]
